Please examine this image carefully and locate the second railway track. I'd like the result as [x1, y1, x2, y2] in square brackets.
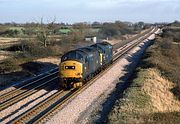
[0, 70, 59, 111]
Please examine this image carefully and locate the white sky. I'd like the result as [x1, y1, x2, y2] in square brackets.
[0, 0, 179, 23]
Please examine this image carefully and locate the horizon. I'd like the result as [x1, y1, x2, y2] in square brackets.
[0, 20, 176, 25]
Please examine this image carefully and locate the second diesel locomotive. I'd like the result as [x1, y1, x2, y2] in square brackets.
[59, 42, 113, 89]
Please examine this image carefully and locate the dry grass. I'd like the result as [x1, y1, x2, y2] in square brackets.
[108, 68, 180, 124]
[143, 69, 180, 112]
[144, 37, 180, 100]
[0, 37, 20, 49]
[0, 37, 20, 43]
[35, 57, 59, 65]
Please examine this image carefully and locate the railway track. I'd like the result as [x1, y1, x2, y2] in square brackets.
[0, 68, 58, 93]
[10, 64, 117, 124]
[9, 90, 69, 124]
[0, 70, 59, 111]
[113, 28, 156, 61]
[113, 27, 153, 50]
[9, 28, 158, 124]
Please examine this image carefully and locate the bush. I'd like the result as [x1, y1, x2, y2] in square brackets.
[143, 31, 180, 100]
[99, 22, 133, 39]
[163, 29, 180, 43]
[12, 40, 62, 58]
[0, 58, 21, 73]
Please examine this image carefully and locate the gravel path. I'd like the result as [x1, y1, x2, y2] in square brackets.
[0, 88, 58, 124]
[46, 34, 155, 124]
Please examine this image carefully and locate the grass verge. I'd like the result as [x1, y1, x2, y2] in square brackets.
[108, 28, 180, 124]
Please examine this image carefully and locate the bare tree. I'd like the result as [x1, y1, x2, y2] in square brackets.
[37, 17, 56, 47]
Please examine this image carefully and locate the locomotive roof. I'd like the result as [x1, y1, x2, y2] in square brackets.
[77, 47, 94, 56]
[79, 46, 97, 52]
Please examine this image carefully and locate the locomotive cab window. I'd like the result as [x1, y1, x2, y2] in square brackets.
[62, 56, 68, 61]
[61, 51, 84, 62]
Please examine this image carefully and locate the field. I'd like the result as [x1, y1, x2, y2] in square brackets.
[0, 22, 145, 88]
[108, 27, 180, 123]
[0, 23, 176, 90]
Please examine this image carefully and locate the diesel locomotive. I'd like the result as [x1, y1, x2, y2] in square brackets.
[59, 42, 113, 89]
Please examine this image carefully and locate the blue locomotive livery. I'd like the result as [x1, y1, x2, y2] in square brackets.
[59, 42, 113, 89]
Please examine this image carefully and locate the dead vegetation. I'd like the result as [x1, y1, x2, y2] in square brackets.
[108, 28, 180, 123]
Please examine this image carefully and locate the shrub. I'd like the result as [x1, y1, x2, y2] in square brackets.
[0, 58, 21, 73]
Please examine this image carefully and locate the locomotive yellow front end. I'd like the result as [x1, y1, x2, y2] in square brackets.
[59, 60, 83, 89]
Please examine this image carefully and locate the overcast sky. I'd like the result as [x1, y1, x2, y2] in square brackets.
[0, 0, 179, 23]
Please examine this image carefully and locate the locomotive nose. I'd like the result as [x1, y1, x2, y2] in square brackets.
[59, 60, 83, 89]
[60, 60, 83, 78]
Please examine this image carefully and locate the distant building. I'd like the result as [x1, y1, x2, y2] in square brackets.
[85, 36, 97, 43]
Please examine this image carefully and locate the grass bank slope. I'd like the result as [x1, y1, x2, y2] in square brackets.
[108, 28, 180, 124]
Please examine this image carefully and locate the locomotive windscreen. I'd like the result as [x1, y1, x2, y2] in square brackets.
[61, 51, 84, 62]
